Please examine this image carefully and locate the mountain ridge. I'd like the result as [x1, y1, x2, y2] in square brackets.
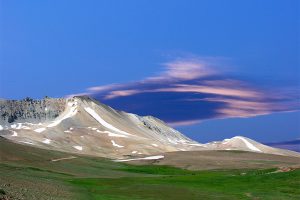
[0, 96, 299, 159]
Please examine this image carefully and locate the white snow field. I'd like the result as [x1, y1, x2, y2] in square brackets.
[114, 155, 165, 162]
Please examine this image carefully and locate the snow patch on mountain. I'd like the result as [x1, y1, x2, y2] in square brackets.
[84, 107, 132, 137]
[34, 128, 46, 133]
[8, 123, 32, 130]
[234, 136, 261, 152]
[21, 141, 34, 145]
[11, 124, 17, 128]
[42, 139, 51, 144]
[106, 131, 128, 138]
[11, 131, 18, 137]
[114, 155, 164, 162]
[73, 146, 83, 151]
[111, 140, 124, 148]
[188, 143, 205, 147]
[47, 100, 77, 127]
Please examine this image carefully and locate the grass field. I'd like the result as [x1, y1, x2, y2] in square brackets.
[1, 137, 300, 200]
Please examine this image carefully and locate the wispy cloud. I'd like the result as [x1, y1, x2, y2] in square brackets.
[70, 56, 300, 126]
[153, 58, 217, 81]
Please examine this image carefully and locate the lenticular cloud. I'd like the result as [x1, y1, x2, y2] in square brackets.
[70, 57, 300, 126]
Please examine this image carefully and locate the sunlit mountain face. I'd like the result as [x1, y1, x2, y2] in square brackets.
[1, 96, 299, 159]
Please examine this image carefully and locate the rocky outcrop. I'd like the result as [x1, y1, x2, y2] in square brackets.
[0, 97, 66, 125]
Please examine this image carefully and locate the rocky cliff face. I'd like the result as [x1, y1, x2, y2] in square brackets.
[0, 97, 66, 125]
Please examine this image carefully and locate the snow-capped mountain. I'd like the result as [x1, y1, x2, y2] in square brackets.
[202, 136, 300, 157]
[0, 96, 199, 159]
[0, 96, 299, 159]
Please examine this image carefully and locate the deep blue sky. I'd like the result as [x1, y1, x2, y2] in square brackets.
[0, 0, 299, 143]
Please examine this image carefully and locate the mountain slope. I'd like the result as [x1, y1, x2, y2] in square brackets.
[1, 137, 300, 200]
[0, 96, 199, 159]
[202, 136, 300, 157]
[0, 96, 299, 159]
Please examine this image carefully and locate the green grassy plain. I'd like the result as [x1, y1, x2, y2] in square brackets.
[0, 138, 299, 200]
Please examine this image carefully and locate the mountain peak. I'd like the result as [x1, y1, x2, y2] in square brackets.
[0, 96, 199, 159]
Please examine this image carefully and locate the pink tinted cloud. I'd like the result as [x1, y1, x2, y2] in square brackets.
[88, 83, 125, 93]
[202, 97, 299, 118]
[104, 89, 141, 99]
[69, 57, 299, 126]
[163, 59, 216, 80]
[146, 58, 219, 82]
[154, 84, 261, 98]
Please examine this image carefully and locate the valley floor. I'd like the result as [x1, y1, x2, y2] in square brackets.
[1, 138, 300, 200]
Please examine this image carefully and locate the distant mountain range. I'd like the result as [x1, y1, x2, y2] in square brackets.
[0, 96, 299, 159]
